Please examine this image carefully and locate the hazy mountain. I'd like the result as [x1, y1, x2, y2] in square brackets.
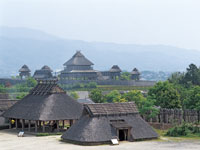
[0, 26, 200, 77]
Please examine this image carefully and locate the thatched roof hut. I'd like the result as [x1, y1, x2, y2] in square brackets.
[19, 65, 31, 79]
[61, 102, 158, 145]
[3, 80, 83, 132]
[131, 68, 140, 80]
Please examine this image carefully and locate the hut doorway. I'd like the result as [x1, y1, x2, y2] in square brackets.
[118, 129, 128, 141]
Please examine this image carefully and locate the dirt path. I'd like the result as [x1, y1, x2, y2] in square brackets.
[0, 130, 200, 150]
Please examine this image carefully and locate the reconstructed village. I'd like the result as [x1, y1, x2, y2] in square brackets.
[1, 1, 200, 150]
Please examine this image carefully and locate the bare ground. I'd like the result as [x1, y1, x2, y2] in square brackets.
[0, 129, 200, 150]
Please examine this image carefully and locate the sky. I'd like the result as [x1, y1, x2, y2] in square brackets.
[1, 0, 200, 50]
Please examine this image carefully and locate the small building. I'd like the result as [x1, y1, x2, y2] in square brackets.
[61, 102, 158, 145]
[131, 68, 140, 80]
[3, 80, 83, 132]
[60, 51, 99, 80]
[19, 65, 31, 79]
[101, 65, 122, 80]
[33, 65, 53, 79]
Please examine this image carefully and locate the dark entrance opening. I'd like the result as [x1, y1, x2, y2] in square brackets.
[118, 129, 128, 141]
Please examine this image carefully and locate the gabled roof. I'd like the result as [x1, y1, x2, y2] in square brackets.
[85, 102, 138, 117]
[19, 65, 31, 72]
[3, 80, 83, 120]
[131, 68, 140, 75]
[64, 51, 94, 66]
[109, 65, 122, 72]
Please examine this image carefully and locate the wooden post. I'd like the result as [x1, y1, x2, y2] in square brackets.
[69, 120, 73, 127]
[56, 120, 59, 131]
[39, 121, 41, 128]
[42, 121, 45, 132]
[28, 120, 31, 132]
[62, 120, 65, 129]
[22, 119, 25, 131]
[15, 119, 18, 129]
[35, 121, 38, 132]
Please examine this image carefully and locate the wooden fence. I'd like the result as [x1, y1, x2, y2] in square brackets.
[143, 108, 200, 124]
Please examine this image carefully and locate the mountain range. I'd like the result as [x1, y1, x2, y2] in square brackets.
[0, 26, 200, 77]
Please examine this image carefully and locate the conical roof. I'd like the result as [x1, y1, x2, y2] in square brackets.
[19, 65, 31, 72]
[3, 80, 83, 120]
[41, 65, 53, 72]
[64, 51, 94, 66]
[131, 68, 140, 75]
[109, 65, 122, 72]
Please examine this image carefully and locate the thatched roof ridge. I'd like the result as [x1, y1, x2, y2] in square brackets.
[85, 102, 138, 117]
[109, 65, 122, 72]
[19, 65, 31, 72]
[3, 81, 83, 120]
[64, 51, 94, 66]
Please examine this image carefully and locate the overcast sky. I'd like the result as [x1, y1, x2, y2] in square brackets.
[1, 0, 200, 50]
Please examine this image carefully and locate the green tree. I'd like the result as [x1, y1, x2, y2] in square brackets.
[69, 91, 79, 100]
[104, 90, 121, 103]
[25, 77, 37, 87]
[89, 89, 104, 103]
[148, 81, 181, 109]
[120, 72, 131, 80]
[183, 64, 200, 86]
[168, 72, 185, 84]
[183, 86, 200, 110]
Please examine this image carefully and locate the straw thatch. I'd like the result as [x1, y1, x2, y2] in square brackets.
[3, 80, 83, 121]
[61, 102, 158, 145]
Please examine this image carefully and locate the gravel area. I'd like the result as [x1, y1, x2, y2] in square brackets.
[0, 129, 200, 150]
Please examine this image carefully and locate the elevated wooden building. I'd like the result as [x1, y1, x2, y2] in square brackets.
[3, 80, 83, 132]
[131, 68, 140, 80]
[60, 51, 99, 80]
[61, 102, 158, 145]
[19, 65, 31, 79]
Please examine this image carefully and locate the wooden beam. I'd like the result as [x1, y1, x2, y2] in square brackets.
[69, 120, 73, 127]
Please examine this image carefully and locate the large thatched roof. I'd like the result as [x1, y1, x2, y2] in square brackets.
[19, 65, 31, 72]
[64, 51, 94, 66]
[3, 80, 83, 121]
[62, 102, 158, 144]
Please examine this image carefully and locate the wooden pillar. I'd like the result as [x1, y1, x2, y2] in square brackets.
[42, 121, 45, 132]
[56, 120, 59, 131]
[69, 120, 73, 127]
[22, 119, 25, 131]
[35, 121, 38, 132]
[39, 121, 41, 128]
[9, 119, 12, 129]
[62, 120, 65, 129]
[28, 120, 31, 132]
[15, 119, 18, 129]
